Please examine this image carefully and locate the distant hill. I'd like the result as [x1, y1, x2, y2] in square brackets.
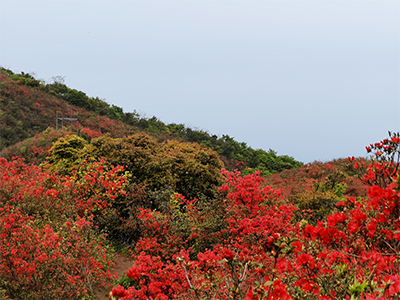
[0, 68, 302, 173]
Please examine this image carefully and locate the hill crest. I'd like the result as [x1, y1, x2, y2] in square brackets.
[0, 68, 302, 173]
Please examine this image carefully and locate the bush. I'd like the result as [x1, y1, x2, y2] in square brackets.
[0, 157, 118, 299]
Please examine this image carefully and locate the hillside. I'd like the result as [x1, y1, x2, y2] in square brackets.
[0, 68, 301, 173]
[1, 68, 400, 300]
[0, 132, 399, 299]
[0, 70, 136, 150]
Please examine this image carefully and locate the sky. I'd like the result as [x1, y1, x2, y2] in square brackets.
[0, 1, 399, 163]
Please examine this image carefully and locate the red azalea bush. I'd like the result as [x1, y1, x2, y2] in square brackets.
[0, 157, 120, 299]
[111, 133, 400, 300]
[354, 131, 400, 188]
[0, 207, 114, 299]
[80, 127, 104, 140]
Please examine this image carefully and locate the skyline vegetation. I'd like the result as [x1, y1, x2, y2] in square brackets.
[0, 67, 302, 174]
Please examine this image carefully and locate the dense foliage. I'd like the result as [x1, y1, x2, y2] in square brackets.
[44, 133, 224, 202]
[107, 133, 400, 300]
[0, 157, 121, 299]
[0, 129, 399, 299]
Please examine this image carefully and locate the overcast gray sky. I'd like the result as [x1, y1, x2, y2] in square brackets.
[1, 1, 399, 163]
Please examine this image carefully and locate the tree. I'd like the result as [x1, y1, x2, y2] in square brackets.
[45, 134, 87, 174]
[45, 133, 224, 202]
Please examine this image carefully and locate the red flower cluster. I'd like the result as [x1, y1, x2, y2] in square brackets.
[110, 134, 400, 300]
[0, 157, 120, 299]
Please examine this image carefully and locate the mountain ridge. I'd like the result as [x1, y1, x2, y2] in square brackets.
[0, 68, 302, 173]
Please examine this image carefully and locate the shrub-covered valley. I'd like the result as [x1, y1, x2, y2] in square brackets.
[0, 69, 399, 299]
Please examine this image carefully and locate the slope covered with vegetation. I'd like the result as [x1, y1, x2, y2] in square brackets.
[0, 70, 135, 151]
[0, 130, 399, 299]
[0, 68, 301, 174]
[2, 67, 399, 300]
